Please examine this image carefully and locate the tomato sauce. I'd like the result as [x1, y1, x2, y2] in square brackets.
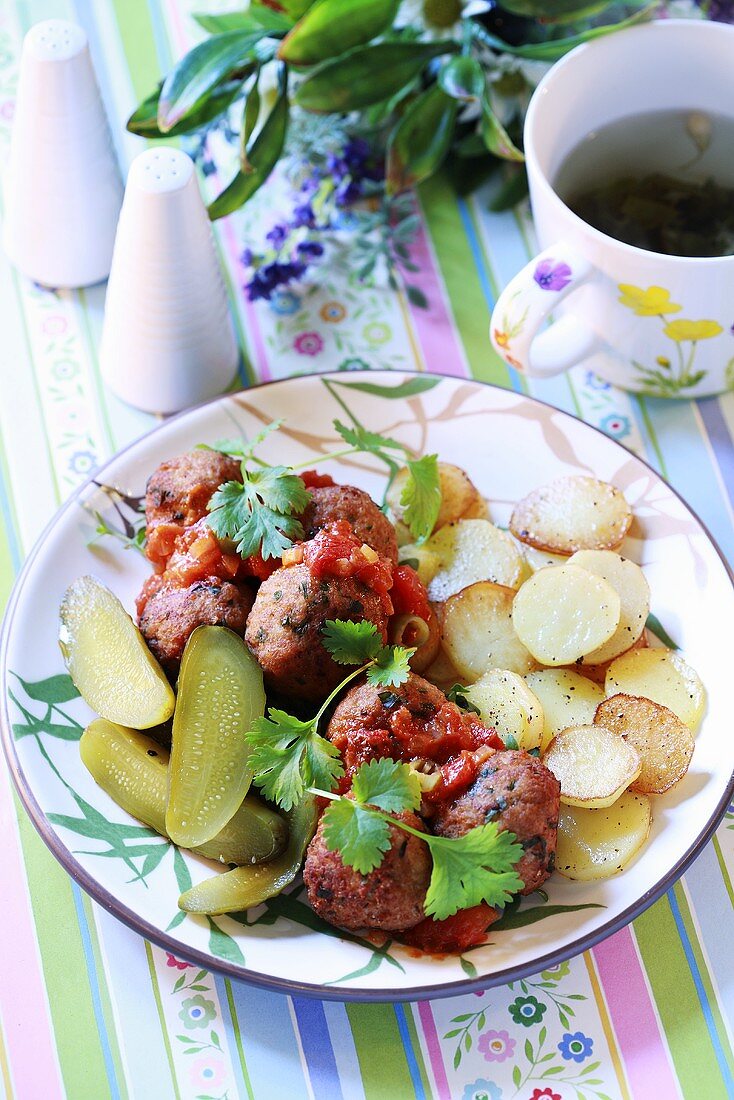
[400, 904, 499, 954]
[300, 470, 336, 489]
[391, 564, 431, 622]
[303, 521, 394, 616]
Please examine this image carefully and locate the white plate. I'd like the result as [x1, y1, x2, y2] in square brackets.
[3, 371, 732, 1001]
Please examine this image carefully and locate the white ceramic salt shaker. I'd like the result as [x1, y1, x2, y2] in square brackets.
[3, 19, 123, 287]
[100, 148, 239, 414]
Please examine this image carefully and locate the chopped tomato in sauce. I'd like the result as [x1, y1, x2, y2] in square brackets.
[400, 904, 499, 954]
[300, 470, 336, 489]
[302, 521, 394, 615]
[391, 564, 431, 622]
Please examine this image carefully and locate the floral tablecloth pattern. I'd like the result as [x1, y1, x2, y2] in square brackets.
[0, 2, 733, 1099]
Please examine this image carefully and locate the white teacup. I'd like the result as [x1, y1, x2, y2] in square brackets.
[490, 20, 734, 398]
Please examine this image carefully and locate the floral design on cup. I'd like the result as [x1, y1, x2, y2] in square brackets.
[179, 994, 217, 1030]
[462, 1081, 503, 1100]
[533, 259, 572, 292]
[293, 331, 323, 356]
[508, 995, 547, 1027]
[558, 1030, 594, 1063]
[618, 282, 724, 395]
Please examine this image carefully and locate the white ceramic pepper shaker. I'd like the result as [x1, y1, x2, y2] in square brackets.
[100, 147, 239, 414]
[3, 19, 123, 287]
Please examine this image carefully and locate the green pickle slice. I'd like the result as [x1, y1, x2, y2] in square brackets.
[166, 626, 265, 848]
[178, 795, 319, 914]
[59, 575, 175, 729]
[80, 719, 287, 864]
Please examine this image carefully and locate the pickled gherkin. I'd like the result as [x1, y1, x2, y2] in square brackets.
[59, 575, 174, 729]
[80, 719, 287, 865]
[166, 626, 266, 848]
[178, 795, 318, 914]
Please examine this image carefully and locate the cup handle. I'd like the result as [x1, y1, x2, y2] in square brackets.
[490, 242, 602, 378]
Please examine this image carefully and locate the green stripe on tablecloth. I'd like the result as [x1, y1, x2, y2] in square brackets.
[672, 881, 734, 1081]
[13, 796, 112, 1100]
[401, 1003, 432, 1098]
[80, 892, 130, 1100]
[144, 942, 182, 1100]
[714, 836, 734, 908]
[634, 894, 730, 1099]
[419, 174, 511, 388]
[111, 0, 160, 99]
[346, 1004, 419, 1100]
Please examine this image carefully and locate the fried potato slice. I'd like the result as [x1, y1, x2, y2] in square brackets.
[595, 693, 695, 794]
[427, 519, 526, 601]
[510, 476, 632, 554]
[543, 724, 641, 808]
[398, 543, 441, 587]
[519, 544, 570, 572]
[388, 461, 481, 536]
[574, 629, 649, 686]
[605, 648, 706, 731]
[464, 668, 544, 751]
[568, 550, 650, 665]
[423, 644, 463, 691]
[525, 669, 605, 751]
[555, 792, 652, 881]
[512, 564, 620, 666]
[442, 581, 537, 682]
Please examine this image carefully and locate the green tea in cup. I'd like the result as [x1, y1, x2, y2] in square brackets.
[553, 108, 734, 258]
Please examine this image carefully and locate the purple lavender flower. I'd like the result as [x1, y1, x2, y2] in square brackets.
[201, 159, 217, 177]
[296, 240, 324, 258]
[292, 203, 316, 228]
[266, 224, 288, 248]
[533, 258, 572, 292]
[240, 248, 254, 267]
[699, 1, 734, 21]
[246, 260, 306, 302]
[336, 178, 363, 207]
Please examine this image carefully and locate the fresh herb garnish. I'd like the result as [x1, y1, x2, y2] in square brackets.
[446, 683, 482, 717]
[246, 620, 414, 810]
[315, 758, 524, 920]
[201, 415, 441, 559]
[88, 512, 147, 556]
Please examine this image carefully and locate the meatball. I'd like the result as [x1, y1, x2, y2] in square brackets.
[301, 485, 398, 564]
[145, 451, 241, 531]
[245, 563, 389, 703]
[304, 808, 431, 931]
[326, 673, 502, 784]
[138, 579, 253, 677]
[432, 751, 560, 895]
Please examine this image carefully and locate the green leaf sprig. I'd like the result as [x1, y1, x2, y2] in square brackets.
[314, 757, 524, 920]
[245, 620, 414, 810]
[203, 415, 440, 559]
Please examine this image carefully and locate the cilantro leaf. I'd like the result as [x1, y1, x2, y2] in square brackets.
[366, 644, 414, 688]
[247, 710, 343, 810]
[321, 798, 392, 875]
[201, 420, 285, 459]
[207, 465, 310, 560]
[446, 683, 481, 716]
[401, 454, 441, 544]
[351, 759, 421, 814]
[322, 620, 383, 665]
[333, 419, 408, 459]
[423, 824, 524, 920]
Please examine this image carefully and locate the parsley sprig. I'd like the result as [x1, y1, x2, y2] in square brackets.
[314, 757, 524, 920]
[245, 621, 414, 811]
[203, 414, 441, 560]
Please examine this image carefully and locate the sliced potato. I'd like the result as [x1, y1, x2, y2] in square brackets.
[464, 669, 544, 750]
[510, 476, 632, 554]
[574, 629, 648, 687]
[555, 792, 652, 881]
[595, 693, 695, 794]
[461, 496, 490, 520]
[512, 564, 620, 666]
[398, 543, 441, 587]
[388, 461, 481, 535]
[427, 519, 526, 601]
[520, 544, 570, 572]
[423, 644, 463, 691]
[525, 669, 605, 752]
[605, 648, 705, 731]
[442, 581, 537, 681]
[568, 550, 650, 665]
[59, 575, 175, 729]
[543, 724, 641, 808]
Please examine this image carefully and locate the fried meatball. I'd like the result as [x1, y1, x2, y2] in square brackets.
[432, 751, 560, 895]
[326, 673, 502, 785]
[301, 485, 398, 564]
[145, 451, 241, 530]
[304, 808, 431, 931]
[245, 563, 389, 703]
[138, 579, 253, 677]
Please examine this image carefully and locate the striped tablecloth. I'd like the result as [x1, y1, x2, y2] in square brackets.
[1, 2, 733, 1098]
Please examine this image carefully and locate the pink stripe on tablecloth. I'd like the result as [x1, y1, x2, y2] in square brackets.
[416, 1002, 451, 1100]
[408, 201, 470, 379]
[0, 775, 63, 1098]
[593, 926, 679, 1098]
